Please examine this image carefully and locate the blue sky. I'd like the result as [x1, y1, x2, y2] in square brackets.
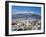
[12, 6, 41, 15]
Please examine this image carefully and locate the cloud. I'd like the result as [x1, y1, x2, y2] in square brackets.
[12, 11, 35, 14]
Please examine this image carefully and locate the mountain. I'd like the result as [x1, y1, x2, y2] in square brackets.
[12, 13, 41, 20]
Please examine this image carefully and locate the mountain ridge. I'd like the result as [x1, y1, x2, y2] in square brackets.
[12, 13, 41, 19]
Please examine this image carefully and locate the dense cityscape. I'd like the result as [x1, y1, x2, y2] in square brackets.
[12, 18, 41, 31]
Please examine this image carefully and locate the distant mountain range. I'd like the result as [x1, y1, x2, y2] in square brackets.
[12, 13, 41, 19]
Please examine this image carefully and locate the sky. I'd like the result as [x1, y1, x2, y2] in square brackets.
[12, 6, 41, 15]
